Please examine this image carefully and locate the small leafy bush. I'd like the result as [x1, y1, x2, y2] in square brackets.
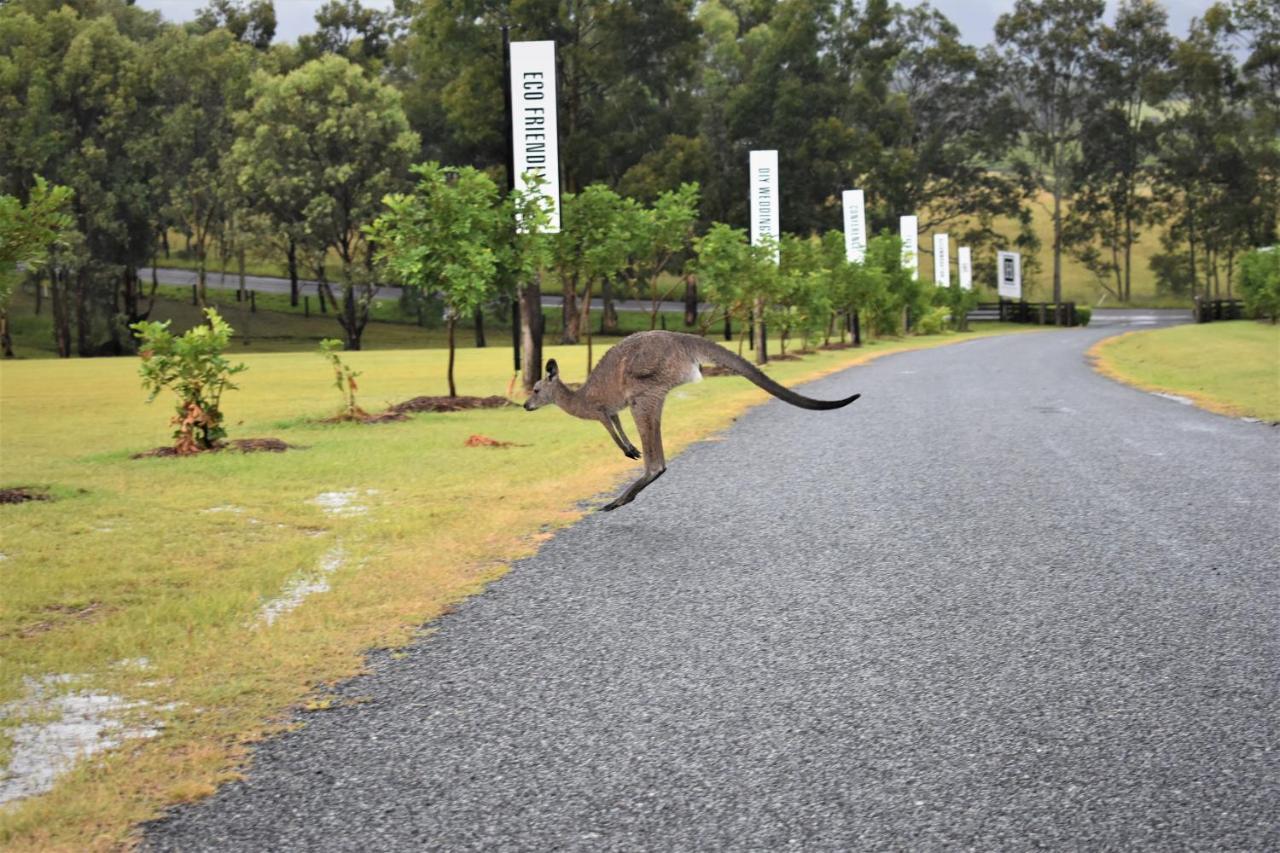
[319, 338, 365, 419]
[1075, 305, 1092, 327]
[915, 305, 951, 335]
[1240, 248, 1279, 323]
[131, 309, 247, 453]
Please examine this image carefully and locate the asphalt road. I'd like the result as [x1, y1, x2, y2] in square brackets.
[146, 312, 1279, 851]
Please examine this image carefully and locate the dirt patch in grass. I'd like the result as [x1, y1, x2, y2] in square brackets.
[0, 487, 52, 505]
[768, 353, 804, 362]
[318, 410, 408, 425]
[463, 434, 527, 449]
[701, 366, 736, 377]
[131, 438, 298, 459]
[12, 602, 106, 639]
[818, 342, 855, 350]
[391, 395, 513, 414]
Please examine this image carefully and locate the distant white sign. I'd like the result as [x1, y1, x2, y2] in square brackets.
[997, 250, 1022, 299]
[509, 40, 561, 233]
[958, 246, 972, 290]
[842, 189, 867, 264]
[933, 233, 950, 286]
[899, 215, 918, 279]
[750, 150, 780, 264]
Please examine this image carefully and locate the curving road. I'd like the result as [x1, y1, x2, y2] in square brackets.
[146, 312, 1279, 851]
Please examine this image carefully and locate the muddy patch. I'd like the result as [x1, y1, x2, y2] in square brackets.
[131, 438, 298, 459]
[818, 342, 855, 350]
[464, 434, 527, 449]
[767, 353, 804, 362]
[0, 488, 51, 505]
[391, 395, 513, 414]
[318, 410, 408, 425]
[10, 602, 107, 640]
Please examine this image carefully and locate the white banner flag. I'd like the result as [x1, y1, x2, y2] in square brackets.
[899, 215, 918, 279]
[842, 189, 867, 264]
[933, 233, 950, 286]
[510, 40, 561, 233]
[958, 246, 972, 290]
[750, 150, 780, 264]
[997, 250, 1022, 299]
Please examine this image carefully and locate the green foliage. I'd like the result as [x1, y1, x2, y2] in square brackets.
[776, 234, 831, 352]
[626, 182, 700, 328]
[941, 284, 982, 332]
[915, 306, 951, 336]
[318, 337, 363, 417]
[691, 223, 776, 338]
[0, 177, 75, 302]
[1239, 249, 1280, 322]
[1075, 305, 1092, 326]
[131, 308, 247, 452]
[553, 184, 634, 342]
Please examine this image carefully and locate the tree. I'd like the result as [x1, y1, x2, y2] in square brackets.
[552, 184, 631, 350]
[0, 176, 74, 357]
[298, 0, 397, 70]
[230, 55, 418, 350]
[623, 182, 699, 330]
[775, 234, 830, 355]
[692, 222, 777, 357]
[1064, 0, 1172, 303]
[190, 0, 276, 50]
[154, 27, 256, 306]
[997, 0, 1104, 317]
[369, 162, 500, 398]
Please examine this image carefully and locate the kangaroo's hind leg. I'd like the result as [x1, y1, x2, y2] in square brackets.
[601, 396, 666, 512]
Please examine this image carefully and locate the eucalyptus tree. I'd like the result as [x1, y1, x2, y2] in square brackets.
[616, 182, 700, 330]
[230, 55, 419, 349]
[155, 26, 256, 306]
[996, 0, 1104, 314]
[190, 0, 276, 49]
[370, 163, 500, 397]
[1064, 0, 1172, 303]
[552, 184, 632, 368]
[0, 177, 74, 357]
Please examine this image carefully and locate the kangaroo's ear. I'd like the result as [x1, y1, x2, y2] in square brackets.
[545, 359, 558, 379]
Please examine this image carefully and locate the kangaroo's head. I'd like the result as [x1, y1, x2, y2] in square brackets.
[523, 359, 561, 411]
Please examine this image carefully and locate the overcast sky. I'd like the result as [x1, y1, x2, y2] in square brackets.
[135, 0, 1216, 47]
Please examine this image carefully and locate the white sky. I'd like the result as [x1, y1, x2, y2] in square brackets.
[134, 0, 1216, 47]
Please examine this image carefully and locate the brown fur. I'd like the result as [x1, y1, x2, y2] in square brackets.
[524, 331, 859, 511]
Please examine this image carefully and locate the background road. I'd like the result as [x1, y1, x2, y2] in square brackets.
[147, 313, 1279, 851]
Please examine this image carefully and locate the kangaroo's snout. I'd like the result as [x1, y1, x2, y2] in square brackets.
[523, 400, 534, 411]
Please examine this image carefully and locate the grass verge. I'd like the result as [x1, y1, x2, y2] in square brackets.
[1, 323, 1032, 850]
[1088, 321, 1280, 422]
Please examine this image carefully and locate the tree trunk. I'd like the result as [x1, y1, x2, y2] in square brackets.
[75, 267, 92, 356]
[51, 268, 71, 358]
[238, 248, 247, 303]
[34, 271, 43, 316]
[474, 307, 486, 348]
[1052, 183, 1063, 324]
[684, 276, 697, 327]
[0, 309, 13, 358]
[561, 274, 579, 343]
[601, 277, 619, 334]
[447, 315, 457, 397]
[753, 297, 767, 365]
[520, 273, 544, 392]
[723, 313, 732, 341]
[287, 238, 299, 307]
[580, 279, 594, 373]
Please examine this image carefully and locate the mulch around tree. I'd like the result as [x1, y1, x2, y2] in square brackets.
[768, 353, 804, 362]
[131, 438, 298, 459]
[0, 487, 52, 505]
[391, 395, 514, 414]
[819, 342, 855, 351]
[318, 409, 409, 425]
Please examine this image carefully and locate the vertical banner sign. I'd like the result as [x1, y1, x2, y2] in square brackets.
[842, 189, 867, 264]
[899, 215, 918, 279]
[750, 150, 780, 263]
[958, 246, 972, 290]
[997, 250, 1022, 299]
[933, 233, 950, 286]
[509, 40, 561, 233]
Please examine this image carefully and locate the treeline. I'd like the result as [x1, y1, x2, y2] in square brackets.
[0, 0, 1275, 359]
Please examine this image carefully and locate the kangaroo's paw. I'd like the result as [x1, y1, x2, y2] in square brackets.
[600, 498, 627, 512]
[623, 447, 641, 460]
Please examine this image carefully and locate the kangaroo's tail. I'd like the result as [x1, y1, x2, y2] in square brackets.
[689, 337, 860, 411]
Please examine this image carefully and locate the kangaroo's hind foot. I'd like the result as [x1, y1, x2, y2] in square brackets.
[601, 468, 665, 511]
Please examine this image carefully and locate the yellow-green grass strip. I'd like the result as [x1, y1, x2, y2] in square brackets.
[0, 323, 1033, 850]
[1088, 321, 1280, 422]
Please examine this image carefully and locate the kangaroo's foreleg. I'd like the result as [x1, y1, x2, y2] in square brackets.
[601, 397, 667, 512]
[609, 413, 641, 459]
[601, 414, 641, 460]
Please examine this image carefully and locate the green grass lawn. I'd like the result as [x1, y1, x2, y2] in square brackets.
[0, 321, 1037, 850]
[1090, 321, 1280, 421]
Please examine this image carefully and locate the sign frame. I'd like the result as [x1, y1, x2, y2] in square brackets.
[842, 189, 867, 264]
[899, 215, 918, 279]
[958, 246, 972, 290]
[997, 250, 1022, 299]
[749, 150, 780, 264]
[933, 233, 950, 286]
[509, 40, 561, 233]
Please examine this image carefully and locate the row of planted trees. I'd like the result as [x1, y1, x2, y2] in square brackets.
[366, 164, 983, 397]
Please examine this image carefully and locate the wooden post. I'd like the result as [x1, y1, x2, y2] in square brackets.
[305, 296, 310, 318]
[192, 284, 198, 306]
[852, 307, 862, 347]
[250, 291, 256, 313]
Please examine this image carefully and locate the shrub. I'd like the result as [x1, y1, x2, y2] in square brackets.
[1075, 305, 1092, 327]
[1240, 248, 1279, 323]
[319, 338, 365, 419]
[915, 305, 950, 335]
[131, 309, 247, 453]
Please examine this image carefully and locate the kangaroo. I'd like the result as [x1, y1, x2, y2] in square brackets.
[523, 330, 859, 511]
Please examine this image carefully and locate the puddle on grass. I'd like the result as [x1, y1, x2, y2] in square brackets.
[0, 674, 164, 807]
[202, 504, 245, 514]
[257, 547, 346, 627]
[309, 491, 369, 516]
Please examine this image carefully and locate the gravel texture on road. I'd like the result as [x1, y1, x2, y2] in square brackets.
[146, 313, 1279, 851]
